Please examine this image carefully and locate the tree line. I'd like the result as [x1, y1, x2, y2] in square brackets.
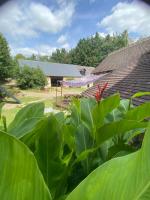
[15, 31, 129, 67]
[0, 31, 129, 88]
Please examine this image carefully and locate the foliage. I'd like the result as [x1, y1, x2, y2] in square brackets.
[17, 65, 47, 89]
[51, 31, 128, 67]
[11, 31, 128, 68]
[67, 123, 150, 200]
[0, 130, 51, 200]
[51, 49, 71, 64]
[0, 32, 12, 81]
[9, 58, 20, 79]
[0, 92, 149, 200]
[15, 53, 26, 60]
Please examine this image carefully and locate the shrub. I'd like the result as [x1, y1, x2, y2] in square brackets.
[17, 65, 47, 89]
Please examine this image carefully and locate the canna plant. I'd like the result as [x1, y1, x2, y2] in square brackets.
[94, 82, 108, 102]
[0, 92, 149, 200]
[67, 123, 150, 200]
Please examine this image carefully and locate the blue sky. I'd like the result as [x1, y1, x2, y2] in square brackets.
[0, 0, 149, 56]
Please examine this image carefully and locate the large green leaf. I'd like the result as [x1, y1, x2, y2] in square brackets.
[105, 99, 130, 123]
[62, 124, 75, 151]
[125, 102, 150, 121]
[74, 124, 94, 175]
[131, 92, 150, 99]
[8, 102, 44, 138]
[70, 98, 96, 132]
[96, 119, 147, 146]
[80, 98, 96, 131]
[0, 130, 51, 200]
[0, 102, 6, 131]
[67, 123, 150, 200]
[70, 98, 81, 127]
[34, 115, 69, 200]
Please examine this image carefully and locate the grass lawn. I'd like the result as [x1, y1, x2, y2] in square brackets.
[1, 96, 56, 125]
[0, 84, 84, 125]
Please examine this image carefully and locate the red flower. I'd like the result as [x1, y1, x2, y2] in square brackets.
[94, 82, 108, 102]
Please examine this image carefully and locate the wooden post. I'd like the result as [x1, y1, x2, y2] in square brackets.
[61, 82, 63, 110]
[56, 85, 57, 105]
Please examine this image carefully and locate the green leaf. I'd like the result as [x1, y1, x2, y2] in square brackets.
[92, 93, 120, 128]
[105, 99, 130, 123]
[131, 92, 150, 99]
[0, 102, 5, 120]
[70, 98, 81, 127]
[34, 115, 68, 200]
[74, 147, 97, 164]
[125, 102, 150, 121]
[75, 124, 94, 155]
[74, 124, 94, 175]
[70, 98, 96, 133]
[96, 119, 147, 146]
[62, 124, 75, 151]
[0, 130, 51, 200]
[8, 102, 44, 138]
[66, 123, 150, 200]
[80, 98, 96, 131]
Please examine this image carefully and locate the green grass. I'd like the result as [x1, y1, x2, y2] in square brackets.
[1, 85, 83, 126]
[1, 96, 56, 126]
[13, 96, 41, 105]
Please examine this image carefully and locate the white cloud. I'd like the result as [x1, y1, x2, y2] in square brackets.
[0, 1, 37, 37]
[11, 45, 57, 56]
[98, 1, 150, 36]
[57, 34, 70, 49]
[57, 35, 67, 44]
[29, 2, 75, 33]
[92, 32, 113, 38]
[98, 32, 107, 37]
[0, 0, 75, 37]
[61, 42, 70, 50]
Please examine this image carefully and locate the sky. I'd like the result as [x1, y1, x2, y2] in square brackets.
[0, 0, 150, 56]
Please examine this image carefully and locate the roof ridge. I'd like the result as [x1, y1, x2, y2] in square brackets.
[107, 36, 150, 57]
[18, 59, 92, 68]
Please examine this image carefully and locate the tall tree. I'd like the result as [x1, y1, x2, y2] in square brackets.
[0, 33, 12, 81]
[50, 31, 129, 67]
[70, 31, 129, 67]
[51, 48, 71, 64]
[15, 54, 26, 60]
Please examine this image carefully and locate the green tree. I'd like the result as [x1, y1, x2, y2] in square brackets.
[0, 33, 12, 81]
[50, 31, 129, 67]
[17, 65, 47, 89]
[15, 54, 26, 60]
[10, 58, 20, 79]
[39, 55, 50, 62]
[27, 54, 37, 61]
[51, 48, 71, 64]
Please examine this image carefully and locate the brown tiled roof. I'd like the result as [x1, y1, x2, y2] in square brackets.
[92, 37, 150, 74]
[83, 38, 150, 105]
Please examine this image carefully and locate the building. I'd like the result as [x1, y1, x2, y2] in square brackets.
[82, 37, 150, 105]
[18, 60, 93, 87]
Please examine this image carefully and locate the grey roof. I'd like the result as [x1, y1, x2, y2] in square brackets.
[18, 60, 82, 77]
